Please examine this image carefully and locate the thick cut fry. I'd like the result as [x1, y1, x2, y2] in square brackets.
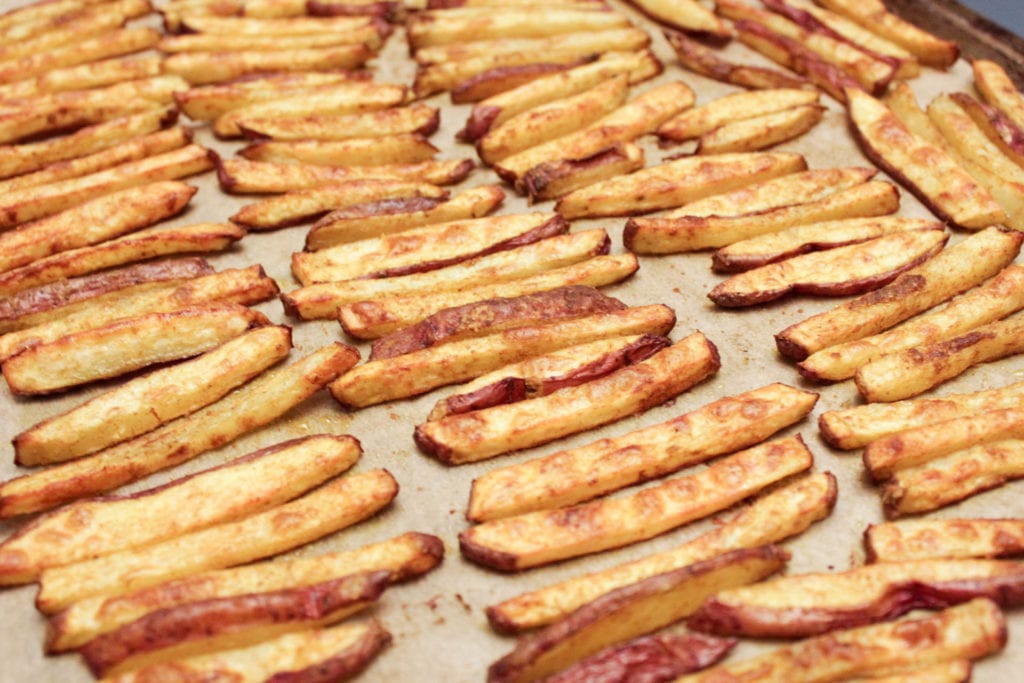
[521, 143, 645, 202]
[0, 55, 166, 101]
[625, 180, 898, 254]
[846, 88, 1004, 230]
[417, 333, 718, 465]
[800, 264, 1024, 382]
[339, 253, 640, 339]
[35, 468, 397, 613]
[332, 304, 675, 408]
[0, 343, 360, 518]
[625, 0, 730, 38]
[697, 104, 825, 154]
[1, 304, 267, 396]
[103, 619, 391, 683]
[215, 157, 475, 193]
[709, 228, 947, 308]
[882, 441, 1024, 517]
[239, 134, 438, 167]
[468, 383, 817, 522]
[157, 24, 384, 52]
[775, 226, 1023, 361]
[460, 436, 812, 571]
[173, 72, 363, 121]
[487, 547, 786, 683]
[165, 45, 373, 85]
[13, 326, 290, 465]
[487, 472, 835, 633]
[865, 519, 1024, 563]
[179, 13, 375, 34]
[855, 313, 1024, 402]
[238, 104, 440, 142]
[820, 380, 1024, 450]
[47, 531, 441, 653]
[663, 28, 813, 91]
[0, 99, 158, 147]
[449, 62, 583, 105]
[847, 660, 973, 683]
[407, 7, 630, 48]
[555, 152, 806, 219]
[689, 558, 1024, 638]
[658, 88, 821, 142]
[973, 59, 1024, 132]
[0, 27, 161, 83]
[951, 92, 1024, 173]
[306, 184, 505, 248]
[0, 0, 118, 37]
[232, 180, 447, 231]
[0, 434, 357, 585]
[0, 144, 213, 230]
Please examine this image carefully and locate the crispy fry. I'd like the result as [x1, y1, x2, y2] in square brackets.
[0, 55, 165, 100]
[0, 0, 117, 37]
[468, 383, 817, 522]
[0, 99, 157, 147]
[522, 142, 646, 203]
[865, 518, 1024, 563]
[35, 468, 397, 613]
[165, 44, 373, 85]
[951, 92, 1024, 173]
[846, 660, 973, 683]
[973, 59, 1024, 132]
[13, 325, 290, 465]
[407, 7, 630, 48]
[332, 303, 674, 408]
[625, 0, 730, 38]
[0, 27, 160, 83]
[487, 472, 835, 633]
[238, 104, 440, 142]
[157, 23, 384, 52]
[173, 71, 363, 121]
[0, 343, 360, 518]
[460, 436, 811, 571]
[663, 28, 813, 91]
[179, 12, 375, 34]
[450, 62, 584, 105]
[696, 104, 825, 154]
[487, 547, 786, 683]
[775, 226, 1022, 361]
[215, 156, 474, 193]
[240, 134, 438, 167]
[658, 88, 821, 142]
[305, 184, 504, 248]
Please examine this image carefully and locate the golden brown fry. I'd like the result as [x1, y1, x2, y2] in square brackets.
[973, 59, 1024, 131]
[0, 98, 156, 147]
[35, 468, 397, 613]
[522, 142, 645, 202]
[625, 0, 730, 38]
[460, 436, 812, 571]
[0, 27, 160, 83]
[696, 104, 825, 154]
[0, 7, 139, 73]
[165, 44, 373, 85]
[468, 383, 817, 522]
[0, 343, 360, 519]
[450, 61, 581, 105]
[663, 28, 813, 91]
[240, 134, 438, 167]
[407, 7, 630, 48]
[215, 156, 474, 193]
[0, 55, 165, 100]
[238, 104, 440, 142]
[0, 0, 116, 37]
[179, 13, 374, 34]
[173, 71, 362, 121]
[845, 660, 973, 683]
[866, 518, 1024, 563]
[487, 472, 835, 633]
[157, 23, 384, 52]
[951, 92, 1024, 173]
[658, 88, 821, 142]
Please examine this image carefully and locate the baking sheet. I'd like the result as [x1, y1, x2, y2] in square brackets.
[1, 1, 1024, 681]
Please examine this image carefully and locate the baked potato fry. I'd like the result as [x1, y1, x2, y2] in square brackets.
[178, 12, 374, 34]
[215, 157, 474, 193]
[697, 103, 825, 154]
[678, 599, 1004, 682]
[866, 518, 1024, 563]
[847, 660, 973, 683]
[237, 104, 439, 142]
[407, 7, 630, 48]
[882, 441, 1024, 517]
[775, 226, 1022, 361]
[305, 184, 504, 248]
[690, 558, 1024, 638]
[13, 325, 290, 465]
[855, 313, 1024, 403]
[0, 54, 165, 101]
[663, 28, 812, 91]
[657, 88, 821, 142]
[157, 23, 384, 52]
[460, 435, 811, 571]
[449, 61, 584, 105]
[709, 228, 947, 308]
[468, 382, 817, 522]
[47, 531, 441, 653]
[625, 180, 899, 253]
[35, 468, 397, 613]
[487, 546, 786, 683]
[951, 92, 1024, 173]
[0, 26, 160, 83]
[338, 253, 639, 339]
[487, 472, 835, 633]
[801, 264, 1024, 382]
[0, 343, 360, 518]
[625, 0, 729, 37]
[555, 152, 806, 219]
[165, 44, 373, 85]
[0, 433, 357, 585]
[232, 179, 446, 231]
[173, 71, 362, 122]
[0, 98, 157, 147]
[521, 143, 645, 203]
[973, 59, 1024, 131]
[333, 303, 674, 408]
[102, 619, 390, 683]
[0, 0, 124, 37]
[239, 134, 438, 167]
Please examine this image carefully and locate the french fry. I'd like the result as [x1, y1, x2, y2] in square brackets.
[487, 547, 787, 683]
[0, 222, 245, 300]
[308, 0, 398, 18]
[305, 184, 504, 248]
[775, 226, 1022, 361]
[460, 50, 663, 141]
[240, 134, 438, 167]
[714, 216, 937, 274]
[178, 12, 375, 34]
[332, 303, 675, 408]
[625, 0, 730, 38]
[0, 0, 116, 37]
[460, 436, 811, 571]
[292, 212, 566, 284]
[288, 229, 608, 317]
[0, 181, 196, 275]
[846, 660, 973, 683]
[973, 59, 1024, 131]
[677, 599, 1004, 682]
[0, 433, 356, 584]
[800, 264, 1024, 382]
[173, 71, 362, 121]
[215, 156, 474, 193]
[689, 558, 1024, 638]
[102, 619, 390, 683]
[165, 44, 373, 85]
[663, 28, 813, 91]
[882, 441, 1024, 517]
[709, 228, 947, 308]
[951, 92, 1024, 173]
[855, 313, 1024, 402]
[0, 99, 158, 147]
[232, 179, 447, 231]
[237, 104, 440, 142]
[487, 472, 835, 633]
[0, 55, 165, 101]
[866, 518, 1024, 563]
[696, 104, 825, 154]
[157, 23, 384, 52]
[0, 27, 160, 84]
[449, 61, 584, 105]
[522, 143, 646, 203]
[554, 152, 807, 219]
[338, 253, 640, 339]
[35, 468, 398, 613]
[468, 382, 817, 522]
[13, 325, 290, 465]
[47, 531, 441, 653]
[0, 343, 360, 518]
[407, 7, 630, 48]
[657, 88, 821, 142]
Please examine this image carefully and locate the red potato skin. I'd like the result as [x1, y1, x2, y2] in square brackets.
[522, 144, 637, 200]
[306, 1, 398, 20]
[265, 620, 393, 683]
[450, 62, 582, 105]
